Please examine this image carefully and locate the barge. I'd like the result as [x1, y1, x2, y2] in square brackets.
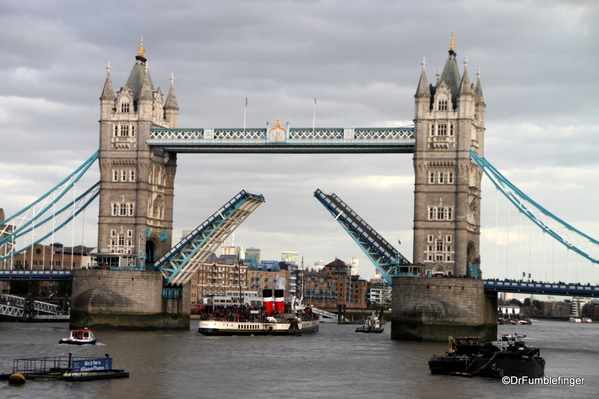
[428, 334, 545, 378]
[1, 354, 129, 382]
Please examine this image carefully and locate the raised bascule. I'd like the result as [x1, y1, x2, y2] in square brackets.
[9, 36, 596, 338]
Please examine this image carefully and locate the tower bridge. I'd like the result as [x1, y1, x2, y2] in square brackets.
[85, 36, 491, 338]
[2, 37, 597, 339]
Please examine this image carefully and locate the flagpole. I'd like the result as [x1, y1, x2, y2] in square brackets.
[312, 98, 316, 132]
[244, 98, 247, 132]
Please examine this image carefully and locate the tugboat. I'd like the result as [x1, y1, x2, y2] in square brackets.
[428, 334, 545, 378]
[59, 328, 97, 345]
[355, 312, 384, 333]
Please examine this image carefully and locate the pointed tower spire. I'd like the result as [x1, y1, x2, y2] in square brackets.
[139, 65, 153, 102]
[415, 57, 430, 98]
[165, 73, 179, 110]
[136, 36, 147, 64]
[100, 62, 116, 101]
[474, 68, 485, 106]
[459, 56, 473, 95]
[438, 32, 461, 106]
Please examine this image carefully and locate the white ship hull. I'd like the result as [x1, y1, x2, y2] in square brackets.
[198, 318, 319, 336]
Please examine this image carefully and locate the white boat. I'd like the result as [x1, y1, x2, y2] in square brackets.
[582, 318, 593, 323]
[59, 328, 97, 345]
[569, 317, 582, 323]
[198, 289, 319, 336]
[355, 312, 384, 333]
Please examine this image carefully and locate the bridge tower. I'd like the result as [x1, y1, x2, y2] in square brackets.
[391, 37, 496, 341]
[69, 41, 188, 330]
[96, 39, 179, 267]
[412, 35, 485, 277]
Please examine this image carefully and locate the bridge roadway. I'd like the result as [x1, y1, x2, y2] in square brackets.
[2, 269, 597, 298]
[0, 269, 73, 281]
[483, 279, 599, 298]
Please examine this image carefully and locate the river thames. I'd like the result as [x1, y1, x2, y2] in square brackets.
[1, 319, 597, 399]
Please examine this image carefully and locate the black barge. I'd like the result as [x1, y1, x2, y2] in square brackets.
[428, 334, 545, 378]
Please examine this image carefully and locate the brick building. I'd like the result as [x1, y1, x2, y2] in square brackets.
[301, 258, 367, 309]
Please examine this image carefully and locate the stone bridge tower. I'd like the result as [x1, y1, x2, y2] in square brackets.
[412, 36, 486, 277]
[391, 37, 496, 341]
[96, 40, 179, 268]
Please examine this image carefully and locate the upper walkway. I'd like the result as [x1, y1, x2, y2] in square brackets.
[148, 126, 415, 153]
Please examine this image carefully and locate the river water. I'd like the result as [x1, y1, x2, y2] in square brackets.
[1, 319, 597, 399]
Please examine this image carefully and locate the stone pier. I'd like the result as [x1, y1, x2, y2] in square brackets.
[70, 269, 190, 330]
[391, 277, 497, 341]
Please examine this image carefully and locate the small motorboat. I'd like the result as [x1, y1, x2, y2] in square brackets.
[59, 328, 97, 345]
[355, 312, 384, 333]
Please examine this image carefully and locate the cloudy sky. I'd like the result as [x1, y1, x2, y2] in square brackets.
[1, 0, 598, 283]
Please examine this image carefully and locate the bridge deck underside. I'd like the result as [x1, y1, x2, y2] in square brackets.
[156, 190, 264, 286]
[156, 144, 415, 154]
[314, 189, 410, 283]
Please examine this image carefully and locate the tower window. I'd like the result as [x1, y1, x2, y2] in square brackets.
[437, 207, 446, 220]
[429, 171, 436, 184]
[121, 102, 130, 113]
[438, 124, 447, 136]
[427, 206, 454, 221]
[438, 100, 448, 111]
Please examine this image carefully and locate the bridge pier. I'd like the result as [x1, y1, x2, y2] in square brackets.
[391, 277, 497, 341]
[70, 269, 190, 330]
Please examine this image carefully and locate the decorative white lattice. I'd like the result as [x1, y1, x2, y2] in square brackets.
[353, 128, 414, 140]
[213, 129, 266, 140]
[289, 129, 344, 140]
[150, 129, 204, 140]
